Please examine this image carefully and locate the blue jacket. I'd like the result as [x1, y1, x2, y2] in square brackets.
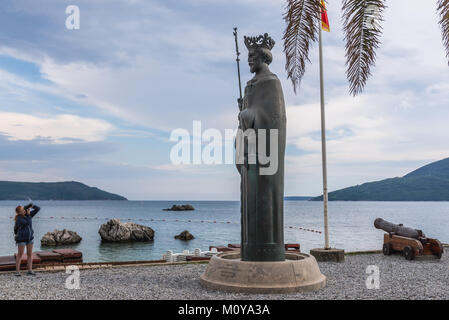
[14, 205, 40, 243]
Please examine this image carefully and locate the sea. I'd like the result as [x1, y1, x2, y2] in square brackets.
[0, 200, 448, 262]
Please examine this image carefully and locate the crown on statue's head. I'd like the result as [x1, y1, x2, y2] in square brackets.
[244, 33, 275, 51]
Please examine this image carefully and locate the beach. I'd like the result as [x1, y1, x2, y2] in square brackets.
[1, 253, 447, 300]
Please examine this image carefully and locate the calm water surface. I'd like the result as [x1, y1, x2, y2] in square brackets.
[0, 201, 447, 262]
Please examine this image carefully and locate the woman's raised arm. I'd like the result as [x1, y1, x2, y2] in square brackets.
[30, 205, 40, 217]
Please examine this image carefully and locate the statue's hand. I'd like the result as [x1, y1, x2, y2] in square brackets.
[238, 108, 255, 131]
[237, 98, 243, 111]
[236, 163, 243, 174]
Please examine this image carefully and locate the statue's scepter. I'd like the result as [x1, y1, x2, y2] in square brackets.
[233, 27, 243, 111]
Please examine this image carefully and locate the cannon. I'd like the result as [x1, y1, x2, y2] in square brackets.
[374, 218, 443, 260]
[374, 218, 425, 239]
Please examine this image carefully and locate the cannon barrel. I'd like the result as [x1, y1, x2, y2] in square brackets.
[374, 218, 425, 239]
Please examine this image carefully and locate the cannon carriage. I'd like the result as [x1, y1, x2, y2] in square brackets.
[375, 218, 443, 260]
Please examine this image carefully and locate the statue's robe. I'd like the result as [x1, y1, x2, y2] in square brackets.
[236, 72, 286, 262]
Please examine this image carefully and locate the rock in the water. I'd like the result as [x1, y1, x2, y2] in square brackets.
[164, 204, 195, 211]
[99, 218, 154, 242]
[41, 229, 82, 246]
[174, 230, 195, 241]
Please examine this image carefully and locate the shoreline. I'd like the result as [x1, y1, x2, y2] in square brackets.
[2, 201, 448, 263]
[1, 247, 447, 274]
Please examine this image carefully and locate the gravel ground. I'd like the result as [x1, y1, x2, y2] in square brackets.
[0, 253, 448, 300]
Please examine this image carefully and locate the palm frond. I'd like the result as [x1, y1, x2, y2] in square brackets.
[438, 0, 449, 65]
[342, 0, 386, 96]
[283, 0, 322, 93]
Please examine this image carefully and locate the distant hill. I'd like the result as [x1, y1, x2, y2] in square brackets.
[285, 196, 313, 201]
[0, 181, 127, 201]
[312, 158, 449, 201]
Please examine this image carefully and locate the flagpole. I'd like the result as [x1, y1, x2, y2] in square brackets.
[318, 21, 330, 250]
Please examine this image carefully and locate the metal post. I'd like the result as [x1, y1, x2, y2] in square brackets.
[319, 25, 330, 250]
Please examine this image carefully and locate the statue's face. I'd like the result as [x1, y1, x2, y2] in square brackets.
[248, 49, 264, 73]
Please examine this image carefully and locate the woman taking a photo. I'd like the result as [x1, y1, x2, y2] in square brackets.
[14, 203, 40, 276]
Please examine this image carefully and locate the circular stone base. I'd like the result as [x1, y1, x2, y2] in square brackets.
[310, 248, 345, 262]
[200, 251, 326, 294]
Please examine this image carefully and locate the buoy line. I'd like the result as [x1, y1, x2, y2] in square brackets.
[3, 215, 322, 234]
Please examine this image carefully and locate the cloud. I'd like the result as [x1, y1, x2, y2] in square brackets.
[284, 89, 449, 194]
[0, 0, 448, 199]
[0, 112, 114, 143]
[0, 134, 117, 161]
[0, 0, 288, 132]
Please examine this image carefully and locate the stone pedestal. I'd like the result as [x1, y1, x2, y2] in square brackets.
[200, 251, 326, 293]
[310, 248, 345, 262]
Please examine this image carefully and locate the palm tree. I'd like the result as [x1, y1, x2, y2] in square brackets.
[283, 0, 449, 95]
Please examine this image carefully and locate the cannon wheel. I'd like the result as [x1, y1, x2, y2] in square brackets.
[404, 246, 414, 260]
[383, 243, 392, 256]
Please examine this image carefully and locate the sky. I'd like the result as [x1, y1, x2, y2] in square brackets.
[0, 0, 448, 200]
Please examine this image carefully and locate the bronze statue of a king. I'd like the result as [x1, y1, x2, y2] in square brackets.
[236, 33, 286, 262]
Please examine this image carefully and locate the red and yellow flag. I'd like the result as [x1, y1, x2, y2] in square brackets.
[321, 0, 330, 32]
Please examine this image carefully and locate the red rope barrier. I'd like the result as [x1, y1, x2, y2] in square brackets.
[5, 215, 322, 234]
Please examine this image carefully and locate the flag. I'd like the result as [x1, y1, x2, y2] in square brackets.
[321, 0, 330, 32]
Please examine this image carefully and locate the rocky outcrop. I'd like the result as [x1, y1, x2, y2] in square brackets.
[41, 229, 82, 246]
[98, 219, 154, 242]
[163, 204, 195, 211]
[174, 230, 195, 241]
